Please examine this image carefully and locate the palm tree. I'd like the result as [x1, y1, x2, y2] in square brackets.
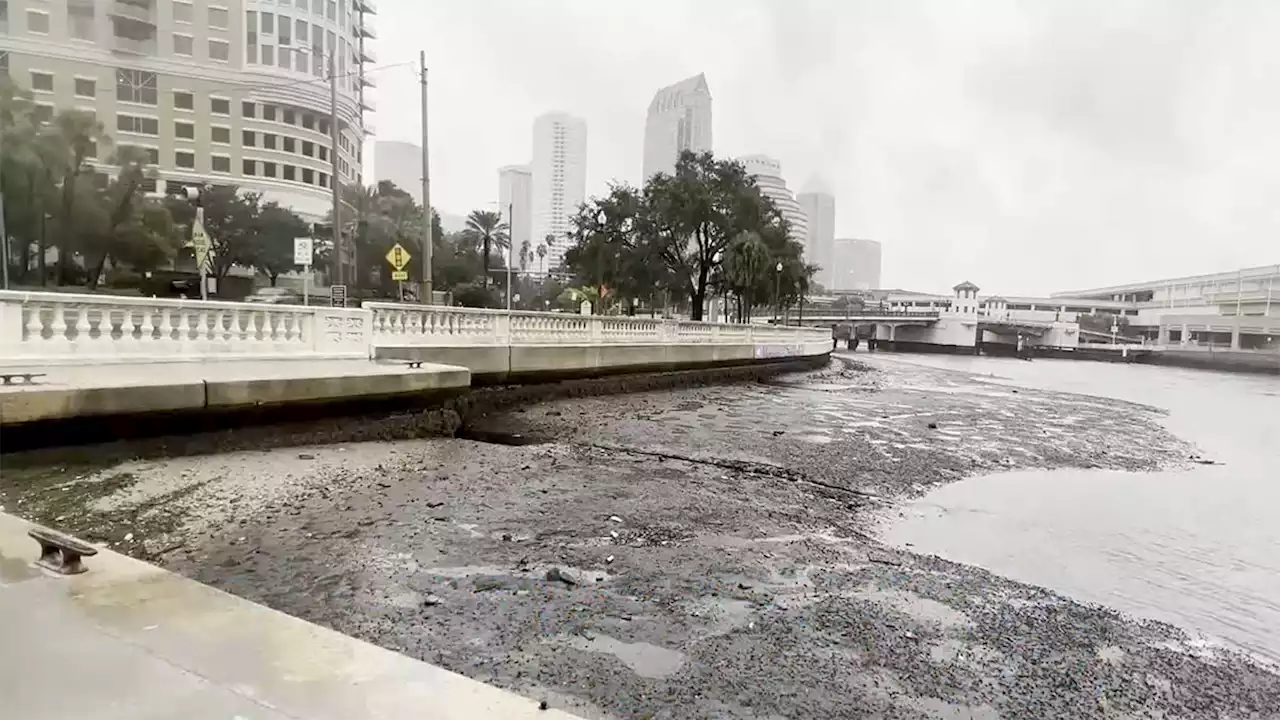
[519, 238, 531, 275]
[462, 209, 508, 288]
[536, 243, 547, 275]
[543, 233, 556, 274]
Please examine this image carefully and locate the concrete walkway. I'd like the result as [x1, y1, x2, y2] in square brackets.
[0, 513, 580, 719]
[0, 359, 471, 425]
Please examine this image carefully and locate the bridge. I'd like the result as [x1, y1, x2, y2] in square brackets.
[782, 310, 941, 327]
[0, 290, 831, 429]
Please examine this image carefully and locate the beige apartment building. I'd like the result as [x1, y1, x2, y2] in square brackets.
[0, 0, 375, 222]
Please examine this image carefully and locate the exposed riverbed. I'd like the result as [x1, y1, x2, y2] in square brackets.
[2, 355, 1278, 719]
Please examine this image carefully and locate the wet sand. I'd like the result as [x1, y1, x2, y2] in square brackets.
[2, 355, 1277, 719]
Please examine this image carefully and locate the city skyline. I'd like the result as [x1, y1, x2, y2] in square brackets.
[530, 111, 587, 268]
[642, 73, 713, 182]
[798, 177, 836, 290]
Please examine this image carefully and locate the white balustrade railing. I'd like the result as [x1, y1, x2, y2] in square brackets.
[0, 293, 831, 366]
[0, 290, 369, 365]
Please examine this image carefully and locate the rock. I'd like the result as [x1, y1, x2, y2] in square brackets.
[423, 594, 442, 607]
[868, 550, 903, 566]
[606, 555, 615, 564]
[546, 567, 578, 586]
[502, 533, 513, 542]
[474, 576, 508, 592]
[123, 532, 134, 542]
[609, 515, 623, 523]
[926, 422, 939, 430]
[610, 530, 619, 539]
[298, 453, 316, 460]
[539, 700, 549, 711]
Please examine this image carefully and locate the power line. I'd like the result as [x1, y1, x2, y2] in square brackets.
[198, 60, 413, 99]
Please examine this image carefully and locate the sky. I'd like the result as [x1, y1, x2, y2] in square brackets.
[365, 0, 1280, 296]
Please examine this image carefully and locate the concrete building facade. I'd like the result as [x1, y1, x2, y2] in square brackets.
[642, 73, 712, 182]
[832, 238, 882, 291]
[797, 177, 835, 289]
[739, 154, 807, 247]
[374, 140, 422, 203]
[498, 164, 532, 272]
[530, 112, 586, 270]
[0, 0, 376, 223]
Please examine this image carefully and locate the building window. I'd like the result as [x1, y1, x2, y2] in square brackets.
[173, 34, 193, 55]
[317, 118, 329, 135]
[173, 1, 192, 23]
[208, 6, 229, 29]
[261, 45, 275, 66]
[212, 155, 231, 173]
[283, 164, 297, 181]
[173, 91, 194, 110]
[69, 1, 95, 41]
[261, 12, 274, 34]
[263, 133, 277, 150]
[282, 137, 296, 153]
[301, 114, 315, 131]
[175, 121, 195, 139]
[327, 0, 336, 21]
[317, 146, 328, 162]
[246, 10, 256, 32]
[302, 141, 314, 157]
[282, 109, 296, 125]
[210, 97, 230, 115]
[122, 145, 161, 165]
[175, 151, 196, 169]
[318, 172, 328, 188]
[262, 162, 277, 178]
[242, 130, 256, 147]
[295, 49, 308, 73]
[302, 168, 315, 184]
[211, 126, 231, 144]
[242, 101, 255, 118]
[117, 114, 159, 136]
[27, 10, 49, 34]
[74, 77, 95, 98]
[296, 19, 308, 45]
[140, 177, 157, 193]
[243, 159, 256, 175]
[116, 69, 158, 105]
[279, 17, 291, 45]
[33, 104, 54, 123]
[278, 47, 291, 69]
[30, 72, 53, 92]
[209, 39, 230, 62]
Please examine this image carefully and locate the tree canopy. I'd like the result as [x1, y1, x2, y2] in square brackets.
[563, 150, 817, 320]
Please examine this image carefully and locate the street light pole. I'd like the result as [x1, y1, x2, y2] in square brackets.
[506, 201, 513, 312]
[773, 261, 783, 323]
[419, 51, 433, 304]
[328, 55, 342, 289]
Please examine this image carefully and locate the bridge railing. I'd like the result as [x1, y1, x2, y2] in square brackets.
[0, 291, 831, 365]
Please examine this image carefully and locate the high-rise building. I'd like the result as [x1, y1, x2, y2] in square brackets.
[797, 177, 836, 289]
[738, 155, 808, 247]
[0, 0, 376, 225]
[498, 164, 533, 272]
[642, 73, 712, 181]
[832, 238, 882, 291]
[530, 112, 586, 270]
[374, 141, 423, 203]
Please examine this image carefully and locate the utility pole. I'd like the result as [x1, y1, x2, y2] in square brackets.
[329, 55, 342, 289]
[0, 119, 9, 289]
[420, 51, 433, 304]
[506, 201, 514, 311]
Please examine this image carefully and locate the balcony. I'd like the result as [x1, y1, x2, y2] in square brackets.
[359, 73, 376, 88]
[358, 23, 376, 39]
[112, 34, 157, 56]
[354, 0, 377, 14]
[362, 121, 376, 136]
[359, 45, 377, 64]
[360, 95, 376, 112]
[110, 0, 156, 25]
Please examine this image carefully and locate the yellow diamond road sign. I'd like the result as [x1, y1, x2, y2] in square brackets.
[385, 243, 411, 271]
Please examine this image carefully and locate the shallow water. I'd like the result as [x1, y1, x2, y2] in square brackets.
[879, 354, 1280, 662]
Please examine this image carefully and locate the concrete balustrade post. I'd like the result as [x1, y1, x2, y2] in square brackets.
[590, 317, 603, 344]
[0, 298, 24, 350]
[494, 313, 512, 345]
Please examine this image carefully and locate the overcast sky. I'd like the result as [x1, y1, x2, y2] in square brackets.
[366, 0, 1280, 295]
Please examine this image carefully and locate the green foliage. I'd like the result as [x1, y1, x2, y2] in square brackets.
[563, 150, 810, 320]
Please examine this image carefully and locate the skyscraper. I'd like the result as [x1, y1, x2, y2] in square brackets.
[498, 165, 533, 272]
[797, 177, 836, 289]
[376, 141, 423, 203]
[739, 155, 808, 247]
[531, 112, 587, 270]
[643, 74, 713, 181]
[832, 238, 883, 291]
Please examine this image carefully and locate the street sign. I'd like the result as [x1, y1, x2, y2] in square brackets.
[391, 270, 408, 281]
[293, 237, 313, 266]
[385, 243, 411, 271]
[190, 210, 212, 270]
[330, 284, 347, 308]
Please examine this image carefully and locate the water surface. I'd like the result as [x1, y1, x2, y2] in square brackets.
[879, 354, 1280, 662]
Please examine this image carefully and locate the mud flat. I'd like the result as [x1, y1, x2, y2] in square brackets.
[3, 356, 1277, 719]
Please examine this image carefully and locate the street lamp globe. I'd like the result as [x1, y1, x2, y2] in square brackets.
[776, 261, 784, 272]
